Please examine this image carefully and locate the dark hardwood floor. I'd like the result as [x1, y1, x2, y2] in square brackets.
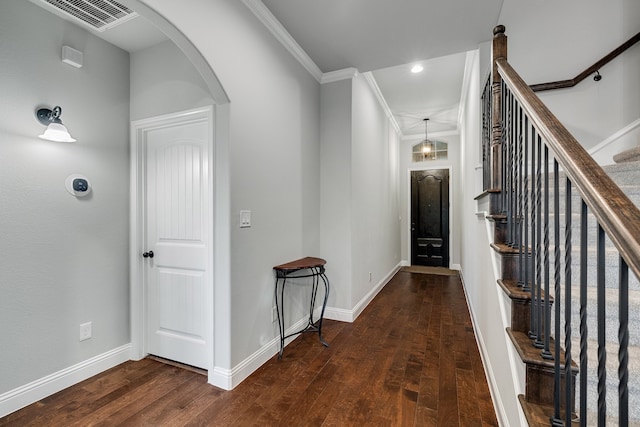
[0, 271, 499, 426]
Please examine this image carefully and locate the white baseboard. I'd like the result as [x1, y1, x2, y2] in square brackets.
[209, 315, 311, 390]
[324, 262, 402, 323]
[350, 263, 402, 322]
[458, 270, 509, 427]
[217, 262, 403, 389]
[0, 344, 132, 418]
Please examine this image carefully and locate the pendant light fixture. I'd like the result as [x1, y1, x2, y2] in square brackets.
[421, 118, 435, 160]
[35, 105, 76, 142]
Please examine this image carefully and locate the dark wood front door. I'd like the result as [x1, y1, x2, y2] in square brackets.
[411, 169, 450, 267]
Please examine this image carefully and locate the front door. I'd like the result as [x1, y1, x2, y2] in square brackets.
[411, 169, 450, 267]
[141, 108, 212, 369]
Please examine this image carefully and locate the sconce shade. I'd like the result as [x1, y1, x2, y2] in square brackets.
[35, 106, 76, 142]
[39, 122, 76, 142]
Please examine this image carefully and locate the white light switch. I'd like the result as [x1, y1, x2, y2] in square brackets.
[240, 210, 251, 228]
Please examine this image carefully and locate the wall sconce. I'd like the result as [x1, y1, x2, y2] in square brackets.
[35, 106, 76, 142]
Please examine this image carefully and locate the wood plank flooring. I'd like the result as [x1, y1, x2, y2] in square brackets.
[0, 271, 499, 426]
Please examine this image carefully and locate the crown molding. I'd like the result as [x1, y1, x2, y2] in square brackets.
[242, 0, 323, 82]
[457, 49, 478, 130]
[362, 72, 402, 136]
[320, 67, 359, 84]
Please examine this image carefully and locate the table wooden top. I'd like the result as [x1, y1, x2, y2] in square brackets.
[273, 257, 326, 271]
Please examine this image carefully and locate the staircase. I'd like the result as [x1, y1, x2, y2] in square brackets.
[561, 162, 640, 426]
[491, 162, 640, 425]
[483, 25, 640, 426]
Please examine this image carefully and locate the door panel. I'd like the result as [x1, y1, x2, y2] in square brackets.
[145, 118, 209, 369]
[411, 169, 450, 267]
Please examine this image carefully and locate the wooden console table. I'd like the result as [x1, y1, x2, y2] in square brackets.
[273, 257, 330, 358]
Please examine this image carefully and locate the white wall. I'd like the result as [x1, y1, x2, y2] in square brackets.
[459, 51, 524, 426]
[498, 0, 640, 154]
[130, 40, 215, 121]
[320, 79, 353, 310]
[350, 75, 402, 307]
[0, 1, 130, 394]
[319, 75, 402, 315]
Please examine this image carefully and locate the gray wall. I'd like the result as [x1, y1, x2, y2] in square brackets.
[350, 75, 401, 306]
[319, 75, 402, 312]
[130, 40, 214, 121]
[0, 1, 130, 393]
[320, 79, 353, 309]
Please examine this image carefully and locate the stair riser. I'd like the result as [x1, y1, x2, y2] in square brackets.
[525, 364, 576, 409]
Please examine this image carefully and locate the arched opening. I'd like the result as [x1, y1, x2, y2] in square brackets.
[120, 0, 232, 389]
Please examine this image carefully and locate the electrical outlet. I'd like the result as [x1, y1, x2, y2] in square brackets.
[271, 306, 278, 323]
[79, 322, 92, 341]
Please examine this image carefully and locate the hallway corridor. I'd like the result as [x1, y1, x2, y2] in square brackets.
[0, 270, 499, 426]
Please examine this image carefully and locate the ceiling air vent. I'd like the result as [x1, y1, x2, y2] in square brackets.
[32, 0, 138, 32]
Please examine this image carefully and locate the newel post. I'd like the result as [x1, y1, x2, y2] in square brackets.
[491, 25, 507, 192]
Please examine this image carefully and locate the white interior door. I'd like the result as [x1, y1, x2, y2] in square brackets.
[142, 109, 212, 369]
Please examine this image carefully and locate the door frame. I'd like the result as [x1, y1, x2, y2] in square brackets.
[130, 105, 215, 372]
[406, 166, 452, 267]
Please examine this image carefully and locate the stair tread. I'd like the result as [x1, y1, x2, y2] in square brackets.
[498, 279, 553, 302]
[490, 242, 521, 254]
[518, 395, 578, 427]
[507, 328, 577, 370]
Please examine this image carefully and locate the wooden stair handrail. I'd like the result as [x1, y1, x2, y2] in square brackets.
[496, 57, 640, 280]
[529, 31, 640, 92]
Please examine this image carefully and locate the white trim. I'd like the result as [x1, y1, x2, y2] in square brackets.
[588, 118, 640, 156]
[362, 72, 402, 136]
[350, 263, 401, 321]
[0, 345, 131, 418]
[210, 314, 319, 390]
[242, 0, 323, 82]
[458, 270, 510, 427]
[458, 50, 478, 130]
[129, 106, 215, 373]
[324, 263, 402, 323]
[321, 67, 359, 84]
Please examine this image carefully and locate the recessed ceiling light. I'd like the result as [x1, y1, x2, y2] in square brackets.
[411, 65, 424, 73]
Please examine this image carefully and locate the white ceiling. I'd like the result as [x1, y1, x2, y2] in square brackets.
[257, 0, 504, 138]
[261, 0, 503, 73]
[371, 52, 468, 136]
[33, 0, 505, 139]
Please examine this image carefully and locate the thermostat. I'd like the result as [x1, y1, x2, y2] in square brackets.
[65, 174, 91, 197]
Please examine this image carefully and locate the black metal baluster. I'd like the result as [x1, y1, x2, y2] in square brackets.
[501, 81, 508, 214]
[482, 78, 491, 191]
[597, 224, 606, 426]
[580, 200, 588, 426]
[522, 117, 531, 293]
[564, 178, 573, 427]
[529, 127, 539, 341]
[619, 257, 629, 426]
[509, 93, 518, 248]
[534, 135, 544, 349]
[517, 106, 524, 287]
[506, 89, 513, 245]
[542, 145, 552, 359]
[551, 159, 562, 425]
